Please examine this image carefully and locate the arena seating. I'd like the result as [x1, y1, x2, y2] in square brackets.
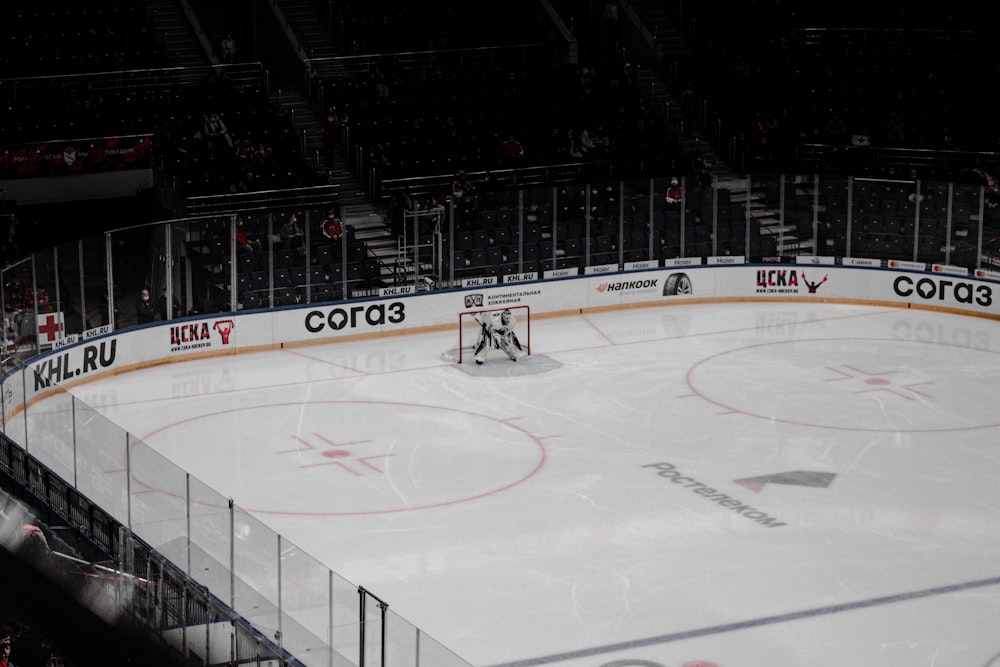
[667, 1, 1000, 166]
[0, 2, 162, 77]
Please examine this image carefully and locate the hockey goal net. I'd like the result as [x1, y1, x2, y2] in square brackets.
[441, 305, 530, 363]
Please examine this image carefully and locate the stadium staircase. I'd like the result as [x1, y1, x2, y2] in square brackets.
[625, 0, 734, 175]
[739, 178, 818, 256]
[144, 0, 216, 68]
[625, 0, 816, 257]
[141, 0, 400, 288]
[265, 0, 402, 285]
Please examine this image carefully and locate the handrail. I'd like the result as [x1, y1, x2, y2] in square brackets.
[182, 184, 342, 217]
[0, 62, 265, 91]
[792, 144, 1000, 180]
[306, 42, 563, 80]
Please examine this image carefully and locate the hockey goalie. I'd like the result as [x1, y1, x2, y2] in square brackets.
[473, 309, 527, 365]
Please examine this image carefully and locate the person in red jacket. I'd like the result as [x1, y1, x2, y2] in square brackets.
[500, 134, 525, 162]
[665, 177, 683, 208]
[321, 210, 344, 242]
[0, 624, 12, 667]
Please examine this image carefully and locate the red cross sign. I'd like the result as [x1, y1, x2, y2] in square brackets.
[37, 313, 64, 342]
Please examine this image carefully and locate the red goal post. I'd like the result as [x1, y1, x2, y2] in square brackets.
[440, 305, 530, 363]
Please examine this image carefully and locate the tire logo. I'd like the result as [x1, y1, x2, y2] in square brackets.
[663, 272, 692, 296]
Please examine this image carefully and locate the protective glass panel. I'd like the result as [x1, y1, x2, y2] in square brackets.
[187, 473, 234, 602]
[385, 610, 472, 667]
[182, 216, 234, 317]
[108, 225, 163, 328]
[3, 256, 41, 360]
[232, 507, 281, 642]
[0, 360, 28, 442]
[54, 237, 102, 338]
[128, 438, 190, 557]
[22, 382, 75, 481]
[72, 396, 129, 524]
[817, 174, 851, 258]
[277, 542, 334, 665]
[951, 182, 983, 272]
[620, 177, 655, 267]
[330, 568, 362, 665]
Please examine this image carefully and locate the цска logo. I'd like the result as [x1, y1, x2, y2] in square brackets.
[755, 269, 827, 294]
[170, 319, 235, 351]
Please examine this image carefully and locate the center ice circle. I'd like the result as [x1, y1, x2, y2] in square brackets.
[686, 337, 1000, 432]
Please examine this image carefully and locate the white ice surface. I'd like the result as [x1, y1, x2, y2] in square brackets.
[40, 302, 1000, 667]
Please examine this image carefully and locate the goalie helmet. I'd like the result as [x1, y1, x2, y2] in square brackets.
[501, 309, 512, 325]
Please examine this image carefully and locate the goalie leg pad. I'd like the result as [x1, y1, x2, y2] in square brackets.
[473, 326, 490, 364]
[497, 335, 518, 361]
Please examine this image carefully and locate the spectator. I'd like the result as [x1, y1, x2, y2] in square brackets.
[321, 210, 344, 243]
[576, 127, 596, 159]
[665, 177, 683, 208]
[233, 135, 255, 163]
[250, 139, 274, 166]
[19, 524, 50, 562]
[28, 286, 53, 313]
[499, 134, 525, 163]
[280, 213, 304, 253]
[370, 67, 390, 99]
[940, 126, 956, 151]
[886, 109, 906, 146]
[693, 154, 714, 191]
[157, 288, 181, 321]
[368, 143, 391, 172]
[541, 126, 569, 161]
[451, 171, 475, 199]
[680, 80, 698, 137]
[6, 622, 48, 667]
[135, 288, 156, 324]
[0, 624, 12, 667]
[824, 111, 849, 145]
[591, 126, 611, 159]
[221, 33, 236, 63]
[232, 218, 259, 255]
[238, 169, 261, 192]
[202, 113, 233, 153]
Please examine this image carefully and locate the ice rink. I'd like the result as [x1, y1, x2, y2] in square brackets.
[54, 301, 1000, 667]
